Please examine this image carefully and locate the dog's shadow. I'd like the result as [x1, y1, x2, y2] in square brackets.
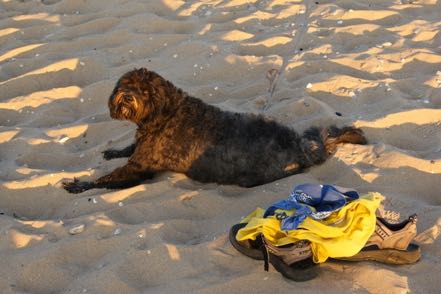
[163, 171, 249, 198]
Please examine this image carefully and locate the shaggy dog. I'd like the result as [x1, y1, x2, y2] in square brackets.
[63, 68, 367, 193]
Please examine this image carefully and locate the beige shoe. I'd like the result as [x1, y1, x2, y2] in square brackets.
[338, 214, 421, 265]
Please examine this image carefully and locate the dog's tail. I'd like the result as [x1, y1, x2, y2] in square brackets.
[301, 125, 367, 165]
[322, 125, 367, 155]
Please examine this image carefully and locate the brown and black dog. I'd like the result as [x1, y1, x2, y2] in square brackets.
[63, 68, 367, 193]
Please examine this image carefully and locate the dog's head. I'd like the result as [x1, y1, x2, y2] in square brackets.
[108, 68, 177, 125]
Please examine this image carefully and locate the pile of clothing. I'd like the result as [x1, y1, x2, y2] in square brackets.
[229, 183, 421, 281]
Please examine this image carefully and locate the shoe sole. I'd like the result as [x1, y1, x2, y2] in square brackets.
[336, 244, 420, 265]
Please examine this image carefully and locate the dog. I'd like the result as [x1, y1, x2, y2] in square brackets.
[63, 68, 367, 193]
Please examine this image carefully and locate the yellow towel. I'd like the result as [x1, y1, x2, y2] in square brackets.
[236, 193, 383, 263]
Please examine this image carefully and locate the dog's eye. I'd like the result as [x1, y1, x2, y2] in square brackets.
[124, 95, 134, 102]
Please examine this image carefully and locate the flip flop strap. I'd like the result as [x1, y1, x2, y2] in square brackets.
[264, 184, 359, 230]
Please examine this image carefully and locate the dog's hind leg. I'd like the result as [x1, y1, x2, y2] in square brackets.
[102, 144, 136, 160]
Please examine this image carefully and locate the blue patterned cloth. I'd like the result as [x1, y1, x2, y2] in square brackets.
[264, 183, 359, 230]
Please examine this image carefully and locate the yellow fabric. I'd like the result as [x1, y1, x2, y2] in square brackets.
[236, 193, 383, 263]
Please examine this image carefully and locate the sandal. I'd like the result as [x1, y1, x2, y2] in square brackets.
[262, 237, 319, 282]
[337, 214, 420, 265]
[229, 223, 319, 281]
[229, 223, 264, 260]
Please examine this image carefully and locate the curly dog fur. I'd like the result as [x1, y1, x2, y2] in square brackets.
[63, 68, 367, 193]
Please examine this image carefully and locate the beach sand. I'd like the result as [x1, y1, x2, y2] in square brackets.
[0, 0, 440, 293]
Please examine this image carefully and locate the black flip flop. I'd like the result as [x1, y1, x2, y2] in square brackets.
[229, 222, 319, 281]
[266, 252, 319, 282]
[262, 238, 320, 282]
[229, 223, 264, 260]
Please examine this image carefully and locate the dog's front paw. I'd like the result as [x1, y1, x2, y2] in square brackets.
[102, 149, 118, 160]
[63, 178, 93, 194]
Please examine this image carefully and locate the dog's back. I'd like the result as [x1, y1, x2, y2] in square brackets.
[180, 102, 367, 187]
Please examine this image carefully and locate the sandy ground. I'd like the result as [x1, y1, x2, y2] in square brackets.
[1, 0, 440, 293]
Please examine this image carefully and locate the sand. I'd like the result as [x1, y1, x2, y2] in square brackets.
[0, 0, 440, 293]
